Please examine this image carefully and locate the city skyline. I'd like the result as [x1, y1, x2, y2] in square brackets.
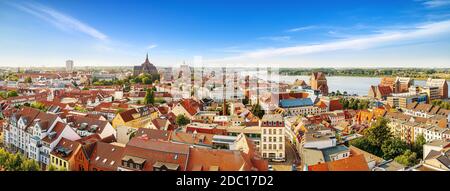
[1, 0, 450, 68]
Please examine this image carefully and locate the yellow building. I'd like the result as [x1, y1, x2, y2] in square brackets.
[112, 106, 159, 129]
[49, 138, 81, 171]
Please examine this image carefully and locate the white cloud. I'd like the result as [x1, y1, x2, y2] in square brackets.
[10, 2, 108, 41]
[227, 20, 450, 59]
[147, 44, 158, 49]
[286, 25, 317, 32]
[422, 0, 450, 8]
[258, 36, 291, 42]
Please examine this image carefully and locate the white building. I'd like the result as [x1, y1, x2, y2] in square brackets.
[3, 108, 80, 165]
[260, 114, 285, 160]
[66, 60, 74, 72]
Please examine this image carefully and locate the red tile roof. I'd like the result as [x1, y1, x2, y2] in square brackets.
[51, 137, 81, 161]
[89, 142, 125, 171]
[179, 99, 201, 116]
[127, 137, 190, 155]
[186, 148, 255, 171]
[329, 99, 343, 111]
[42, 121, 67, 143]
[122, 138, 190, 171]
[308, 154, 369, 171]
[134, 128, 171, 141]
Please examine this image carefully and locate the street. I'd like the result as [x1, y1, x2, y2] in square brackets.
[270, 140, 301, 171]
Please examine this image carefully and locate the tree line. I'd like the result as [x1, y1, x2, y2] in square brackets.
[431, 99, 450, 110]
[0, 148, 66, 171]
[349, 118, 425, 167]
[339, 97, 371, 110]
[279, 68, 450, 80]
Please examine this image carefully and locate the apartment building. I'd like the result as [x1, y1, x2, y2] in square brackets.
[260, 114, 285, 160]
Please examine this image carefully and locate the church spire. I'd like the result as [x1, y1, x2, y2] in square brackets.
[145, 53, 149, 63]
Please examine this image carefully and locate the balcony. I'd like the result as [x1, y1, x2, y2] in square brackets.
[39, 151, 49, 158]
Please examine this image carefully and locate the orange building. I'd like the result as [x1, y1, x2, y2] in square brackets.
[310, 72, 329, 96]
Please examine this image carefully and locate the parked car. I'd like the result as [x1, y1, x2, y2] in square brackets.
[271, 158, 286, 162]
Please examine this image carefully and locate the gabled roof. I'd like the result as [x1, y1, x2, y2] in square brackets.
[122, 138, 190, 171]
[170, 131, 214, 146]
[90, 142, 125, 171]
[308, 154, 369, 171]
[151, 118, 169, 130]
[377, 85, 392, 96]
[135, 128, 171, 141]
[118, 105, 157, 122]
[42, 121, 67, 143]
[127, 137, 190, 155]
[51, 137, 81, 160]
[186, 148, 256, 171]
[67, 115, 109, 135]
[178, 98, 201, 116]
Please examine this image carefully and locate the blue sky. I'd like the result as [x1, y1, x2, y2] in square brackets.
[1, 0, 450, 68]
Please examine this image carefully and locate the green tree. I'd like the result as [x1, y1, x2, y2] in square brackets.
[116, 108, 126, 114]
[176, 114, 190, 126]
[242, 97, 249, 105]
[251, 103, 265, 119]
[47, 164, 58, 171]
[142, 77, 152, 84]
[30, 101, 47, 111]
[0, 148, 11, 169]
[74, 105, 87, 112]
[144, 89, 155, 105]
[394, 150, 419, 167]
[7, 90, 18, 98]
[5, 153, 24, 171]
[349, 137, 382, 157]
[25, 77, 32, 83]
[46, 164, 65, 171]
[364, 117, 391, 148]
[381, 137, 408, 159]
[155, 98, 166, 104]
[20, 159, 40, 171]
[413, 134, 426, 158]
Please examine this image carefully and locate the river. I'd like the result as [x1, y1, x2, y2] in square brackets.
[242, 71, 449, 96]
